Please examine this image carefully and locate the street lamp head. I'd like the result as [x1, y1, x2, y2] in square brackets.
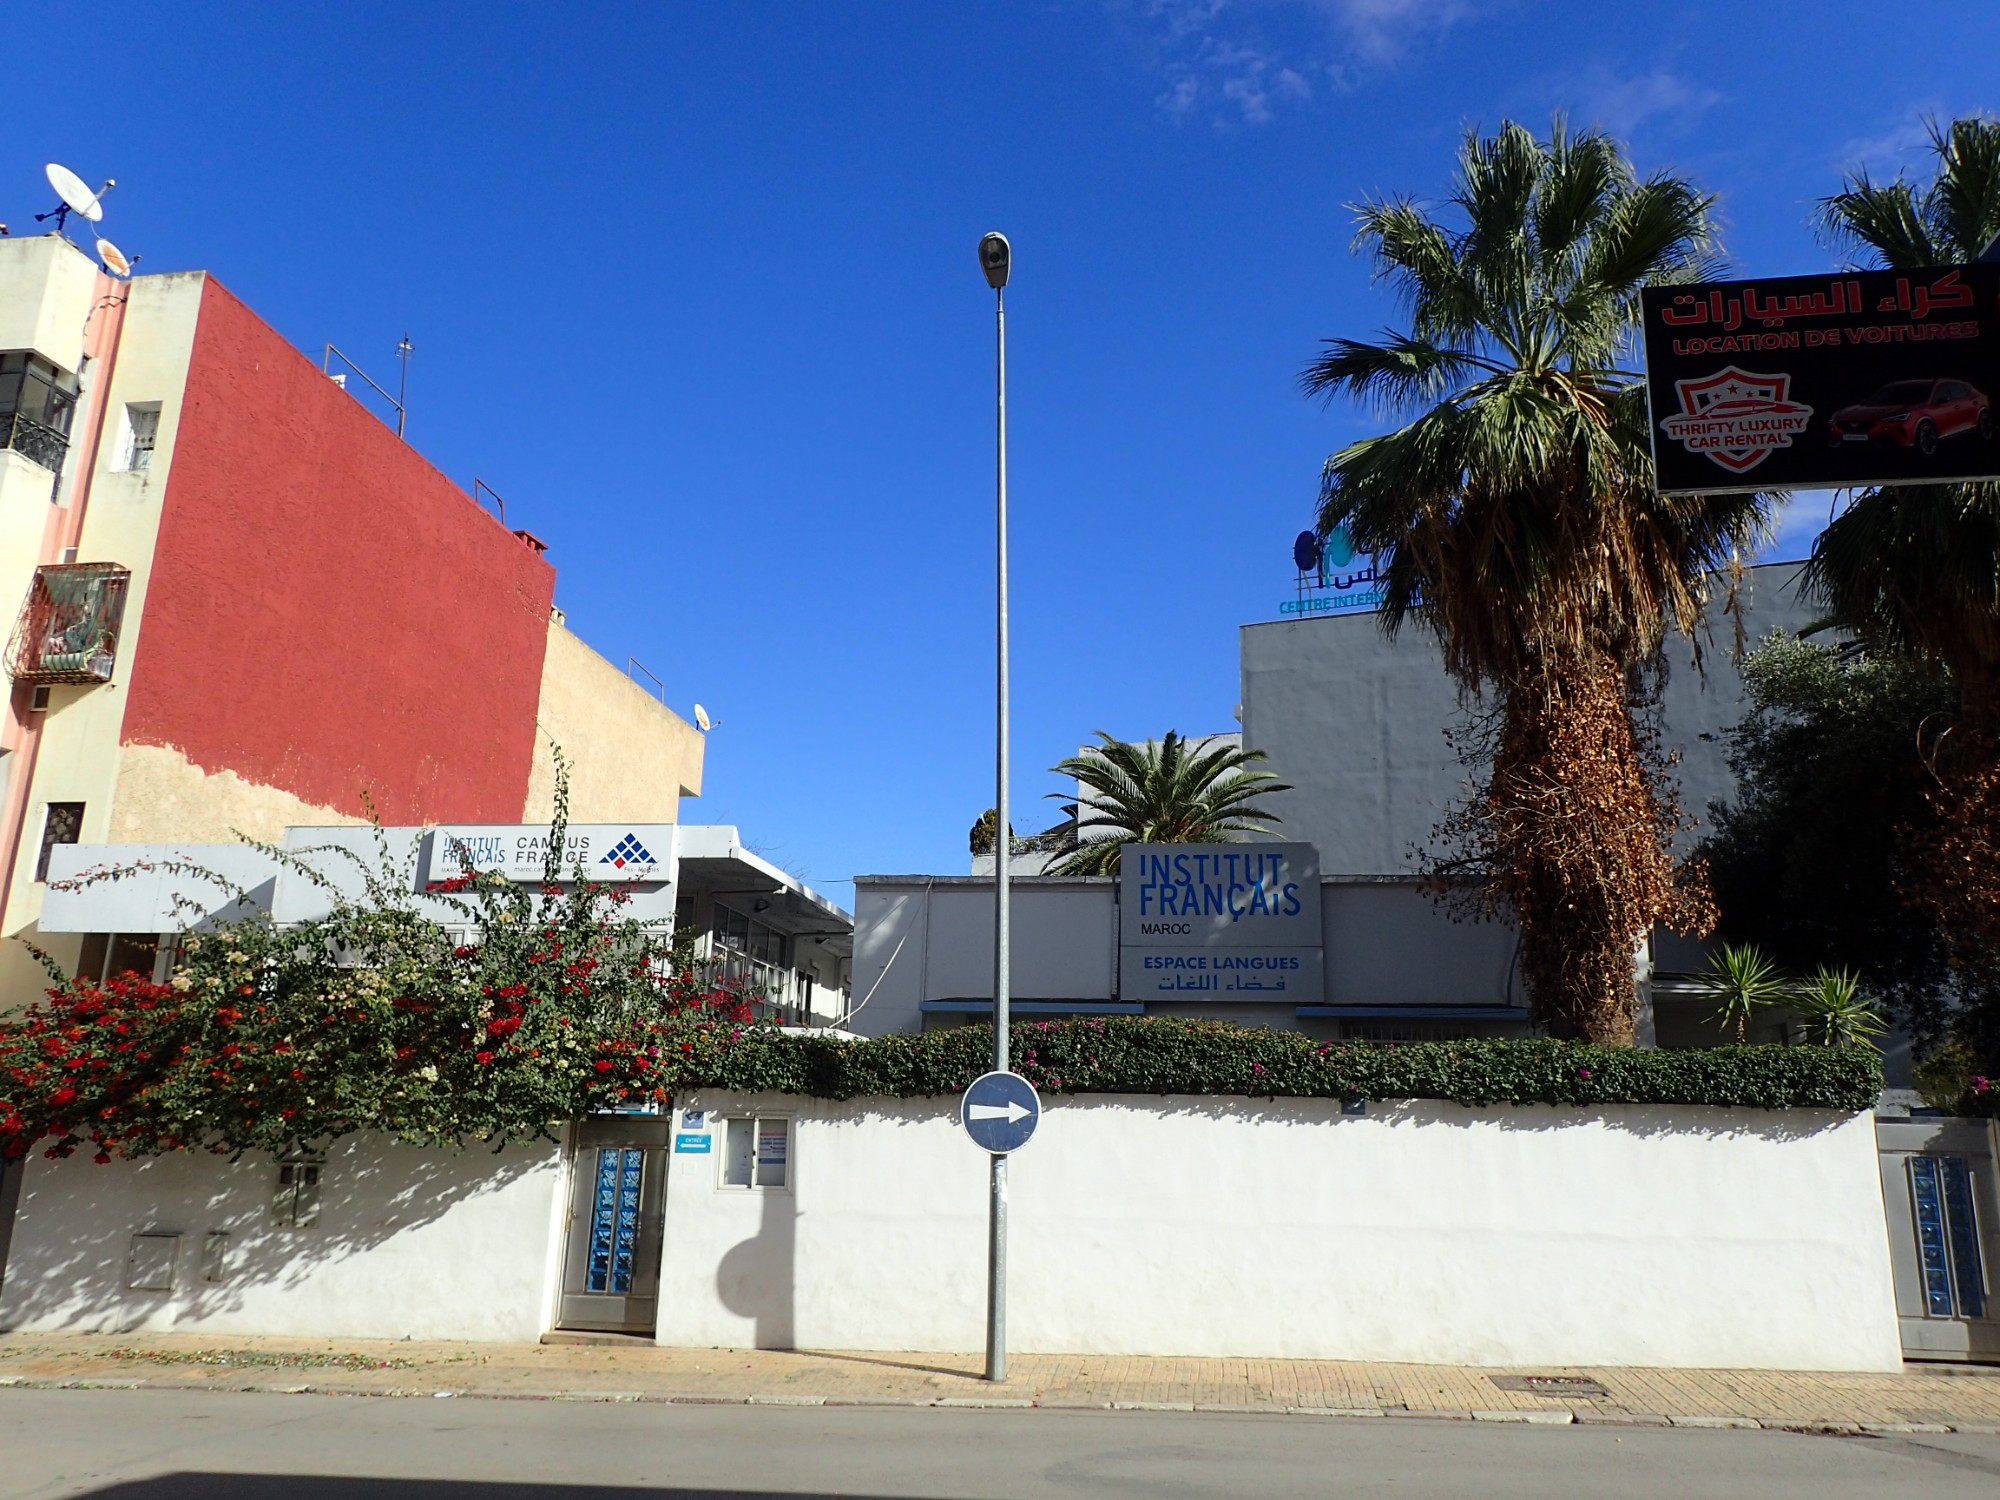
[979, 232, 1011, 291]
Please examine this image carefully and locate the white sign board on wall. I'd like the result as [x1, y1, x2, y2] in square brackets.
[1118, 842, 1323, 1003]
[425, 825, 674, 884]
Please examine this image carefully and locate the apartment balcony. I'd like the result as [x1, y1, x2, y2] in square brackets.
[5, 563, 131, 685]
[0, 410, 69, 473]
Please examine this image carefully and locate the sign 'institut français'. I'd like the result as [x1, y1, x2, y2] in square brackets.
[1640, 263, 2000, 494]
[1118, 842, 1324, 1003]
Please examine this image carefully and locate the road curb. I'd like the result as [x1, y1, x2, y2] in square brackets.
[2, 1377, 1996, 1435]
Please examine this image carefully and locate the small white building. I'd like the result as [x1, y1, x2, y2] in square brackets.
[36, 820, 854, 1027]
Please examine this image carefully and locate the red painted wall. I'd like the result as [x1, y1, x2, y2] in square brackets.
[119, 277, 555, 824]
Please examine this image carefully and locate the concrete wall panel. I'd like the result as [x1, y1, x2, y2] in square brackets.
[658, 1092, 1901, 1371]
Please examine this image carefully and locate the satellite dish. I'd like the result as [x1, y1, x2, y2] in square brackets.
[95, 238, 132, 278]
[693, 704, 714, 733]
[44, 163, 109, 224]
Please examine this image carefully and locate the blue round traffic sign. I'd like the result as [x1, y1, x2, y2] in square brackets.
[961, 1071, 1041, 1154]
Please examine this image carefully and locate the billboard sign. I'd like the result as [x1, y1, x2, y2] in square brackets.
[425, 824, 674, 884]
[1641, 264, 2000, 493]
[1280, 524, 1386, 617]
[1118, 842, 1323, 1003]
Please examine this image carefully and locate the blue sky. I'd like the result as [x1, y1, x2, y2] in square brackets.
[13, 2, 1996, 907]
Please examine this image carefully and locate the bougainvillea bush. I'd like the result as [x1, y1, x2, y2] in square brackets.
[0, 803, 765, 1164]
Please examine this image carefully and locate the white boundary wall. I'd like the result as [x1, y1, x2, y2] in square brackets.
[658, 1093, 1903, 1372]
[0, 1134, 567, 1341]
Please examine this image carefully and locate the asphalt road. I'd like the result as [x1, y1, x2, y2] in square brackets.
[3, 1390, 2000, 1500]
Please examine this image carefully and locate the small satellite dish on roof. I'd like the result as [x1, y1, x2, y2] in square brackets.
[95, 238, 133, 278]
[694, 704, 716, 733]
[39, 164, 114, 232]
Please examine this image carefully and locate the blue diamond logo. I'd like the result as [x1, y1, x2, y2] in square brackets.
[600, 833, 654, 870]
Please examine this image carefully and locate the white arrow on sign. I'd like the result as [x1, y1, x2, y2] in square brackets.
[969, 1100, 1032, 1125]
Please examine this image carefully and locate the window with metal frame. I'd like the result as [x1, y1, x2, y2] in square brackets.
[0, 351, 79, 472]
[119, 403, 161, 472]
[720, 1116, 790, 1190]
[35, 801, 83, 882]
[1910, 1154, 1988, 1320]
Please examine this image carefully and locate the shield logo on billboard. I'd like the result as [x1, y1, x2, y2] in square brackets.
[1659, 366, 1815, 475]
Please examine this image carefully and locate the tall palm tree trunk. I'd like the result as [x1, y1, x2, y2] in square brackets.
[1480, 652, 1701, 1044]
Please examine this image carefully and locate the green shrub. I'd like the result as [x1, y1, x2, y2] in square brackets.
[672, 1017, 1883, 1113]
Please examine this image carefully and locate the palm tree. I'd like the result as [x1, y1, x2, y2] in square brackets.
[1301, 118, 1769, 1044]
[1805, 116, 2000, 733]
[1046, 732, 1289, 876]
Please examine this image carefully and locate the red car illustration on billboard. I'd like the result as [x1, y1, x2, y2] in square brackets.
[1828, 378, 1993, 456]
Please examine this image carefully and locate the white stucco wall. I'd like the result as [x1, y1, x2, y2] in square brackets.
[849, 878, 1119, 1035]
[1239, 562, 1822, 877]
[0, 1133, 567, 1342]
[656, 1092, 1901, 1371]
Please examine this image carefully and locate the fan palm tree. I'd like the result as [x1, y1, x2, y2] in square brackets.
[1805, 116, 2000, 733]
[1046, 732, 1290, 876]
[1301, 118, 1769, 1044]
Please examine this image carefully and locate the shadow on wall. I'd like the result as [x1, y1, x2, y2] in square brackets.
[72, 1479, 914, 1500]
[713, 1152, 796, 1349]
[0, 1135, 551, 1331]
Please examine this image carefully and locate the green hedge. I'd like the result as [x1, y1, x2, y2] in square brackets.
[676, 1016, 1882, 1112]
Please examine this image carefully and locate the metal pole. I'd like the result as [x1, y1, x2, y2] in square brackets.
[395, 333, 414, 438]
[986, 279, 1010, 1384]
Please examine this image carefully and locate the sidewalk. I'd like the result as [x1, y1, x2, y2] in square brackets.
[2, 1333, 1998, 1434]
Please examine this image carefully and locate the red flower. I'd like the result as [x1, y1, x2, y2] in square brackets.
[593, 1059, 614, 1074]
[475, 1050, 495, 1066]
[49, 1087, 77, 1108]
[93, 1151, 111, 1165]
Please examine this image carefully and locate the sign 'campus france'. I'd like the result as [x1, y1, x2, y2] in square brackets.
[1641, 264, 2000, 494]
[1118, 842, 1323, 1003]
[424, 825, 675, 884]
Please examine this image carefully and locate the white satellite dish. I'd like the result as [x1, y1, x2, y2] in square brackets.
[44, 163, 109, 225]
[694, 704, 715, 733]
[95, 238, 132, 278]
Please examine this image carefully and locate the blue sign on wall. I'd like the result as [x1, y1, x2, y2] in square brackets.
[961, 1071, 1041, 1154]
[674, 1133, 712, 1154]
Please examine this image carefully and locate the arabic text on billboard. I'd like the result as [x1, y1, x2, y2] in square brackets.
[1641, 264, 2000, 494]
[1281, 525, 1385, 617]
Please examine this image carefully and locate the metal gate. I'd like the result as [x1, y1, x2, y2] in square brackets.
[556, 1117, 670, 1335]
[1878, 1116, 1999, 1362]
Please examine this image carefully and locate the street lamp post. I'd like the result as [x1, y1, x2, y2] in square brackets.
[978, 229, 1012, 1384]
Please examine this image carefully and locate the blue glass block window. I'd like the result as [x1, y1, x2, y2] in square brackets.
[1911, 1154, 1987, 1320]
[585, 1147, 645, 1294]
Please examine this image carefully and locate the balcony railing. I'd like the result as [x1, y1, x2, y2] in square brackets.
[0, 410, 69, 473]
[5, 563, 131, 685]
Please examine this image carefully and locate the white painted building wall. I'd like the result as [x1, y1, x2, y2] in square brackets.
[849, 875, 1520, 1035]
[658, 1091, 1902, 1372]
[0, 1133, 567, 1341]
[1239, 561, 1823, 879]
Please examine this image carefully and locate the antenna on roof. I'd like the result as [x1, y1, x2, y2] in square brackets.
[694, 704, 718, 733]
[37, 164, 114, 237]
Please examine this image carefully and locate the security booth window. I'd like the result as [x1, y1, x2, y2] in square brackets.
[720, 1116, 790, 1190]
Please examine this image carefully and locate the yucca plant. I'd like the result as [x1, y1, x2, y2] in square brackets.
[1696, 943, 1791, 1043]
[1790, 967, 1888, 1050]
[1047, 731, 1290, 876]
